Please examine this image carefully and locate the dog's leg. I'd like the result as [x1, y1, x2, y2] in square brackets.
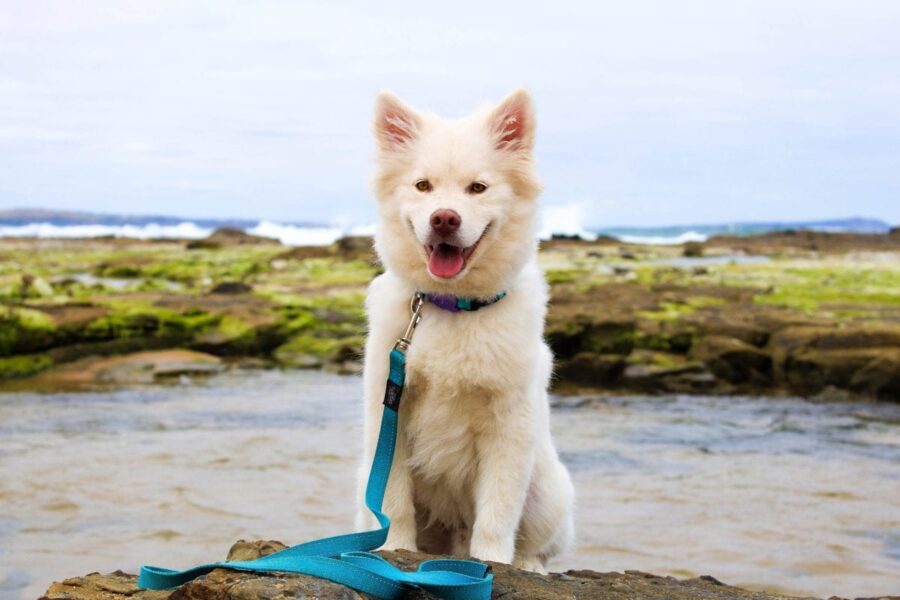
[380, 429, 418, 551]
[512, 443, 575, 572]
[469, 395, 535, 564]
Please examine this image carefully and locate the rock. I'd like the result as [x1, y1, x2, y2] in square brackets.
[622, 362, 724, 394]
[274, 245, 335, 261]
[683, 241, 704, 257]
[187, 227, 280, 249]
[769, 326, 900, 356]
[769, 325, 900, 394]
[209, 281, 253, 294]
[334, 235, 376, 260]
[41, 540, 818, 600]
[704, 229, 900, 254]
[690, 335, 773, 386]
[546, 317, 636, 358]
[785, 347, 899, 397]
[13, 349, 225, 390]
[682, 311, 770, 347]
[555, 352, 626, 386]
[849, 350, 900, 399]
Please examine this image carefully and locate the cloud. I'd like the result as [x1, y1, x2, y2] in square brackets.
[0, 1, 898, 224]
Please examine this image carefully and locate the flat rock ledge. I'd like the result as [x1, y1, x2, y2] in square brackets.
[39, 539, 882, 600]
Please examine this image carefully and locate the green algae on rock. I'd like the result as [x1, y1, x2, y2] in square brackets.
[1, 233, 899, 399]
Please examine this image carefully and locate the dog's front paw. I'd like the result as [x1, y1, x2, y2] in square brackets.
[382, 530, 418, 553]
[513, 556, 547, 574]
[470, 534, 515, 565]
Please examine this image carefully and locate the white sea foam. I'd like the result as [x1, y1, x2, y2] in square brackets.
[248, 221, 345, 246]
[0, 217, 708, 246]
[538, 203, 598, 241]
[615, 231, 709, 245]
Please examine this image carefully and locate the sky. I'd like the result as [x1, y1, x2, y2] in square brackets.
[1, 1, 899, 228]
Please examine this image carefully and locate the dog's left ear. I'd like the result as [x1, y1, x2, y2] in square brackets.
[374, 91, 421, 154]
[488, 88, 535, 153]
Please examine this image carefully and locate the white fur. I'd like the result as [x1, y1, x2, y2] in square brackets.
[356, 89, 574, 571]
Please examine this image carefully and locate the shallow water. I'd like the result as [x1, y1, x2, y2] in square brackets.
[1, 370, 898, 599]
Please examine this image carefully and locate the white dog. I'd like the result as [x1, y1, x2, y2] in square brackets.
[356, 89, 574, 572]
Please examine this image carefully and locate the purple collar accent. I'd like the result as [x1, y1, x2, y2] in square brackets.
[422, 291, 507, 313]
[427, 294, 461, 313]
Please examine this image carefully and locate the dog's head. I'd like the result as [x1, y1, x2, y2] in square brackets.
[371, 89, 542, 297]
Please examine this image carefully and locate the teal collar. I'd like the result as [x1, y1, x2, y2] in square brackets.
[424, 291, 507, 313]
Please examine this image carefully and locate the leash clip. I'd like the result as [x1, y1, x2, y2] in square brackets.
[393, 292, 425, 354]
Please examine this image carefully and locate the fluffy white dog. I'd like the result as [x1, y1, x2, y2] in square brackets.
[356, 89, 574, 572]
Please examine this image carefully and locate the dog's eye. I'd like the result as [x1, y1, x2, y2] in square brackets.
[466, 182, 488, 194]
[415, 180, 433, 192]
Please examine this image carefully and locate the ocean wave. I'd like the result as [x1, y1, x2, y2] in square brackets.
[248, 221, 345, 246]
[0, 220, 708, 246]
[615, 231, 708, 245]
[0, 222, 212, 239]
[538, 203, 598, 241]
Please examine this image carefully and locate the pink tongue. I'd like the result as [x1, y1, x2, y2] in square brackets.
[428, 244, 465, 278]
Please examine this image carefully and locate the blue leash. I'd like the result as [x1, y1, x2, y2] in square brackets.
[138, 293, 493, 599]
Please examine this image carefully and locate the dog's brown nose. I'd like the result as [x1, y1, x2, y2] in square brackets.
[430, 209, 461, 236]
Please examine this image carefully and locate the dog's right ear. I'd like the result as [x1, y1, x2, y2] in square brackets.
[374, 91, 421, 154]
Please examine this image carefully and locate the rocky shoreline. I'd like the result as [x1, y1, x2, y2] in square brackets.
[1, 228, 898, 399]
[41, 539, 837, 600]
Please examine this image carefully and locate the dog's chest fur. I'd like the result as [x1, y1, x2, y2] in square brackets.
[388, 265, 547, 528]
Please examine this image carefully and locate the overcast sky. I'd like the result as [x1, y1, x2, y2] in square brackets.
[1, 1, 898, 227]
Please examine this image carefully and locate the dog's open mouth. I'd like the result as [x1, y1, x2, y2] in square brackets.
[424, 229, 488, 279]
[424, 243, 478, 279]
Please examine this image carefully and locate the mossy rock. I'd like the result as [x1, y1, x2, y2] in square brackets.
[273, 334, 364, 368]
[0, 307, 59, 355]
[555, 352, 626, 387]
[690, 335, 773, 386]
[546, 318, 636, 358]
[0, 353, 54, 379]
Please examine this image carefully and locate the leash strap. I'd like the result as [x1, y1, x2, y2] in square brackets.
[138, 296, 493, 600]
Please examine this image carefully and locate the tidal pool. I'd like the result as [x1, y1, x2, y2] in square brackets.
[1, 369, 898, 599]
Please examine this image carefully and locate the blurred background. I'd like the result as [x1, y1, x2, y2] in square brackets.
[1, 2, 898, 600]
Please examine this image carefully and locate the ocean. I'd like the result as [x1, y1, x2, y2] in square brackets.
[0, 211, 891, 247]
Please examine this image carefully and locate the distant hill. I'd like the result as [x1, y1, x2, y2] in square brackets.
[0, 208, 321, 230]
[594, 217, 892, 241]
[0, 208, 260, 229]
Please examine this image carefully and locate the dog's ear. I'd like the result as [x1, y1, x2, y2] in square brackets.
[374, 91, 421, 153]
[488, 88, 535, 153]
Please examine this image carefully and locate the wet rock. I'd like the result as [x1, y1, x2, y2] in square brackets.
[334, 235, 376, 260]
[704, 229, 900, 254]
[690, 335, 773, 385]
[769, 325, 900, 393]
[274, 245, 335, 261]
[785, 347, 899, 397]
[682, 311, 770, 348]
[546, 317, 636, 358]
[770, 326, 900, 356]
[849, 350, 900, 399]
[13, 349, 225, 390]
[187, 227, 280, 249]
[683, 241, 704, 257]
[556, 352, 627, 386]
[41, 540, 818, 600]
[209, 281, 253, 294]
[622, 362, 724, 394]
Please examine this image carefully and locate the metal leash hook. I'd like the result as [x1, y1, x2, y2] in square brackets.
[393, 291, 425, 354]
